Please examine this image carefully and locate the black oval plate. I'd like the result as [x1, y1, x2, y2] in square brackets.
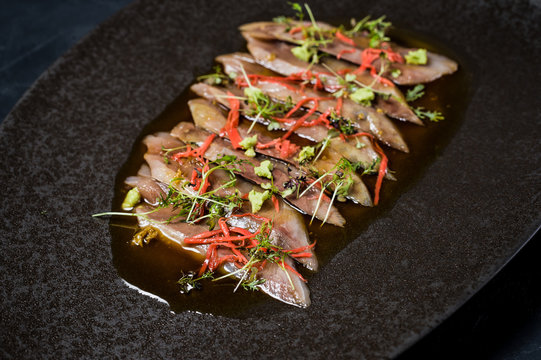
[1, 1, 539, 358]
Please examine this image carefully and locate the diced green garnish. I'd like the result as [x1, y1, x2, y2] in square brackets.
[344, 73, 357, 82]
[122, 187, 141, 210]
[254, 160, 273, 179]
[405, 48, 427, 65]
[291, 44, 313, 62]
[281, 187, 295, 197]
[267, 121, 281, 131]
[245, 148, 256, 157]
[391, 68, 401, 78]
[349, 88, 375, 105]
[240, 134, 258, 150]
[296, 146, 315, 164]
[248, 189, 270, 213]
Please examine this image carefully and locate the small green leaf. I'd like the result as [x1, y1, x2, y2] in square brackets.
[414, 107, 445, 122]
[406, 84, 425, 102]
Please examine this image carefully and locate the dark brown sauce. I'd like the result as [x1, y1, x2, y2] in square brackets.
[108, 28, 472, 318]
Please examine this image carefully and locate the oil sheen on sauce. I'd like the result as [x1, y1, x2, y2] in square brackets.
[108, 28, 471, 318]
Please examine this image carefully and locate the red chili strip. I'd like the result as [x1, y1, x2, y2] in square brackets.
[218, 217, 230, 237]
[212, 255, 239, 270]
[335, 97, 343, 116]
[229, 227, 253, 236]
[256, 138, 280, 150]
[337, 48, 356, 60]
[199, 244, 217, 276]
[290, 252, 313, 258]
[186, 229, 223, 241]
[185, 233, 258, 245]
[281, 105, 318, 140]
[335, 31, 356, 46]
[198, 162, 211, 194]
[353, 47, 403, 86]
[171, 145, 195, 162]
[289, 26, 303, 35]
[275, 139, 299, 159]
[280, 260, 307, 282]
[189, 169, 198, 186]
[271, 195, 280, 213]
[346, 132, 388, 205]
[287, 240, 317, 253]
[223, 92, 243, 149]
[193, 133, 216, 160]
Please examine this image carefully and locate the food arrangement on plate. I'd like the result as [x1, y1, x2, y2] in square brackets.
[95, 3, 458, 308]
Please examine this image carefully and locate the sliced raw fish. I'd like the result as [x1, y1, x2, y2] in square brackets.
[170, 122, 346, 227]
[189, 98, 373, 207]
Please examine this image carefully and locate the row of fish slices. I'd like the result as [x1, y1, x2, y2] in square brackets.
[188, 17, 458, 212]
[125, 130, 316, 307]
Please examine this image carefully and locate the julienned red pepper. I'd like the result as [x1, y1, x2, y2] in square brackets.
[187, 213, 311, 283]
[290, 252, 313, 258]
[188, 229, 223, 240]
[184, 233, 259, 244]
[279, 259, 307, 282]
[218, 218, 230, 237]
[335, 97, 343, 117]
[229, 227, 253, 236]
[171, 144, 194, 161]
[353, 47, 403, 86]
[337, 48, 356, 60]
[194, 133, 216, 159]
[289, 26, 303, 35]
[346, 132, 388, 205]
[335, 31, 356, 46]
[286, 240, 317, 253]
[200, 162, 212, 194]
[223, 92, 242, 149]
[271, 195, 280, 213]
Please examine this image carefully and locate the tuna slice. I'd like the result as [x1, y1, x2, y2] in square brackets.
[135, 202, 311, 307]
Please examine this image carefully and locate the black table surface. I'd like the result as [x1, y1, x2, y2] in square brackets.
[1, 1, 539, 358]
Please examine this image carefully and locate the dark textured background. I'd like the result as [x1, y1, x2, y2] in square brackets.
[1, 1, 540, 359]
